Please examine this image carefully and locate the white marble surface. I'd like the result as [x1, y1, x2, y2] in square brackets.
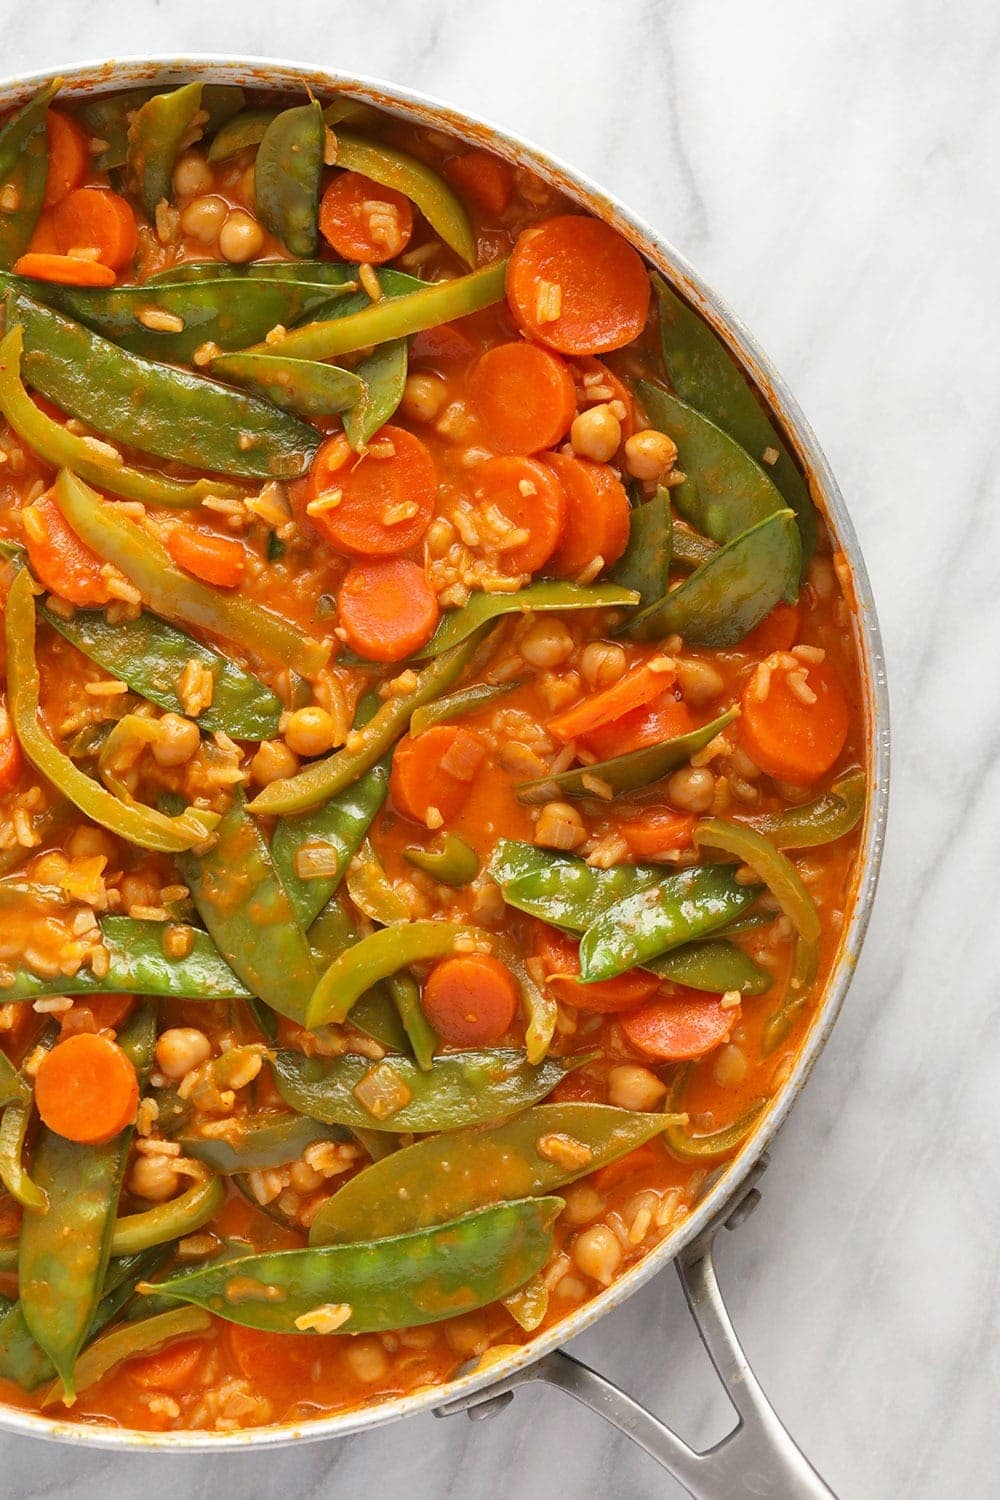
[0, 2, 996, 1495]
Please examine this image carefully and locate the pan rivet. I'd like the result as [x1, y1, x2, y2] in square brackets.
[724, 1186, 762, 1232]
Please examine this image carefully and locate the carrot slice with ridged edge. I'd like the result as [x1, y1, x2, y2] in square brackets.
[319, 171, 413, 263]
[533, 925, 658, 1014]
[167, 527, 247, 588]
[54, 188, 137, 270]
[620, 989, 739, 1061]
[12, 252, 116, 286]
[43, 109, 89, 208]
[22, 490, 112, 606]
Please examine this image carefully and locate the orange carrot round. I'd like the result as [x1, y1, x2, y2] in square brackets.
[742, 600, 800, 657]
[0, 697, 23, 794]
[467, 340, 576, 456]
[409, 322, 476, 366]
[591, 1144, 659, 1192]
[542, 451, 630, 576]
[507, 215, 650, 355]
[43, 109, 89, 208]
[25, 210, 59, 255]
[59, 994, 136, 1038]
[127, 1337, 206, 1391]
[22, 492, 112, 607]
[582, 691, 695, 761]
[167, 526, 247, 588]
[472, 455, 565, 574]
[421, 952, 519, 1046]
[337, 557, 440, 662]
[445, 150, 515, 216]
[319, 171, 413, 263]
[308, 427, 437, 557]
[54, 188, 138, 270]
[740, 656, 850, 784]
[390, 724, 485, 824]
[534, 925, 658, 1013]
[616, 807, 697, 859]
[228, 1324, 321, 1387]
[12, 252, 116, 287]
[34, 1032, 139, 1145]
[620, 990, 739, 1061]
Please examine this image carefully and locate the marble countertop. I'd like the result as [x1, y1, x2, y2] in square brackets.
[0, 2, 996, 1495]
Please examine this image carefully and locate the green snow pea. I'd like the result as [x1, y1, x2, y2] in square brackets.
[109, 1169, 224, 1256]
[410, 680, 517, 735]
[146, 1197, 561, 1334]
[342, 338, 408, 450]
[0, 81, 57, 268]
[332, 131, 476, 266]
[747, 769, 866, 849]
[0, 1051, 22, 1109]
[692, 817, 820, 942]
[490, 838, 665, 931]
[403, 833, 480, 887]
[306, 895, 411, 1055]
[578, 865, 762, 982]
[324, 98, 383, 129]
[346, 840, 409, 925]
[54, 471, 327, 674]
[273, 1047, 588, 1132]
[653, 274, 815, 562]
[671, 516, 718, 571]
[125, 81, 204, 218]
[0, 1094, 45, 1210]
[761, 932, 820, 1055]
[420, 581, 641, 657]
[206, 106, 277, 161]
[624, 510, 801, 647]
[44, 1307, 212, 1408]
[181, 1112, 348, 1174]
[385, 972, 437, 1073]
[307, 920, 492, 1029]
[650, 938, 772, 995]
[18, 1004, 154, 1398]
[75, 87, 156, 172]
[609, 486, 672, 609]
[310, 1103, 673, 1244]
[177, 791, 318, 1024]
[210, 351, 363, 418]
[665, 1063, 768, 1160]
[254, 102, 324, 257]
[517, 708, 738, 803]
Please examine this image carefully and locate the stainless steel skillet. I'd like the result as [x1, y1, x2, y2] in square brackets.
[0, 55, 890, 1498]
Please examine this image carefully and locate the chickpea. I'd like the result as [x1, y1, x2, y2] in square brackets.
[570, 403, 622, 463]
[535, 800, 587, 851]
[714, 1043, 748, 1089]
[66, 824, 118, 863]
[675, 657, 725, 706]
[151, 712, 200, 768]
[561, 1182, 606, 1226]
[250, 739, 300, 787]
[155, 1027, 212, 1080]
[579, 640, 627, 690]
[179, 194, 228, 244]
[624, 428, 678, 481]
[344, 1336, 389, 1383]
[520, 618, 574, 668]
[128, 1152, 181, 1203]
[445, 1310, 490, 1357]
[119, 870, 161, 911]
[283, 706, 337, 758]
[31, 850, 70, 885]
[572, 1224, 622, 1286]
[667, 765, 715, 813]
[219, 209, 265, 264]
[172, 151, 214, 199]
[607, 1064, 667, 1112]
[400, 372, 447, 424]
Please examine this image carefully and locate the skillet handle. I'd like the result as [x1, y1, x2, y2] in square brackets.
[435, 1173, 838, 1499]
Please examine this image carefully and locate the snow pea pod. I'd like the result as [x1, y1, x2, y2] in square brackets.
[145, 1197, 561, 1334]
[11, 292, 320, 481]
[146, 258, 356, 286]
[608, 486, 672, 609]
[624, 510, 801, 647]
[40, 600, 281, 740]
[44, 1306, 211, 1408]
[653, 274, 815, 563]
[410, 681, 517, 736]
[75, 87, 156, 172]
[250, 631, 484, 817]
[0, 1095, 45, 1209]
[207, 106, 277, 160]
[747, 769, 865, 849]
[181, 1112, 348, 1173]
[18, 1004, 154, 1399]
[403, 833, 479, 886]
[0, 81, 57, 268]
[578, 865, 762, 982]
[5, 570, 219, 853]
[343, 338, 408, 450]
[761, 932, 820, 1055]
[671, 516, 718, 571]
[665, 1063, 767, 1160]
[310, 1103, 672, 1245]
[332, 131, 476, 266]
[125, 81, 203, 218]
[273, 1047, 587, 1132]
[54, 471, 327, 674]
[244, 259, 509, 360]
[692, 817, 820, 943]
[0, 1051, 22, 1109]
[307, 895, 410, 1054]
[210, 351, 363, 418]
[517, 708, 738, 803]
[307, 920, 491, 1029]
[650, 938, 772, 995]
[491, 932, 557, 1066]
[386, 972, 437, 1072]
[109, 1169, 224, 1256]
[346, 840, 408, 925]
[254, 101, 324, 257]
[489, 837, 665, 931]
[420, 581, 640, 658]
[176, 791, 318, 1024]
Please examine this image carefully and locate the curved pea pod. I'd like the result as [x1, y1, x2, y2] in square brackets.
[761, 932, 820, 1055]
[273, 1047, 590, 1132]
[0, 1051, 22, 1109]
[650, 938, 772, 995]
[210, 351, 363, 418]
[271, 765, 389, 928]
[145, 1197, 561, 1334]
[0, 81, 58, 268]
[403, 833, 479, 887]
[578, 865, 762, 982]
[346, 841, 408, 925]
[307, 920, 491, 1029]
[177, 791, 318, 1025]
[410, 680, 517, 736]
[386, 972, 437, 1073]
[0, 1094, 45, 1210]
[254, 101, 324, 258]
[517, 707, 738, 803]
[324, 98, 383, 129]
[76, 87, 156, 172]
[489, 837, 665, 933]
[147, 258, 357, 287]
[625, 510, 802, 647]
[419, 581, 641, 658]
[692, 817, 819, 943]
[748, 769, 865, 849]
[54, 471, 328, 674]
[12, 293, 321, 482]
[181, 1112, 348, 1174]
[109, 1169, 224, 1256]
[343, 338, 408, 450]
[244, 259, 509, 360]
[653, 275, 815, 563]
[43, 1306, 212, 1408]
[310, 1102, 673, 1245]
[307, 896, 411, 1056]
[608, 486, 672, 609]
[124, 81, 204, 218]
[665, 1063, 767, 1160]
[333, 131, 476, 266]
[207, 106, 277, 160]
[18, 1004, 154, 1399]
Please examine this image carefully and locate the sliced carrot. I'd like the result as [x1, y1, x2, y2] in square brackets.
[22, 492, 111, 607]
[533, 925, 658, 1014]
[548, 660, 677, 743]
[26, 210, 59, 255]
[308, 427, 437, 557]
[228, 1324, 323, 1386]
[337, 557, 439, 663]
[59, 994, 136, 1038]
[472, 455, 565, 574]
[741, 600, 800, 657]
[740, 657, 849, 784]
[445, 150, 515, 216]
[569, 356, 636, 438]
[43, 109, 89, 208]
[507, 215, 650, 355]
[34, 1032, 139, 1145]
[54, 187, 138, 270]
[390, 724, 485, 824]
[550, 1069, 605, 1104]
[581, 691, 695, 761]
[541, 451, 630, 577]
[620, 989, 739, 1061]
[421, 953, 519, 1047]
[127, 1336, 206, 1391]
[467, 341, 576, 456]
[0, 697, 23, 794]
[319, 171, 413, 264]
[167, 526, 247, 588]
[591, 1144, 659, 1192]
[12, 252, 115, 287]
[409, 322, 477, 365]
[616, 807, 697, 859]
